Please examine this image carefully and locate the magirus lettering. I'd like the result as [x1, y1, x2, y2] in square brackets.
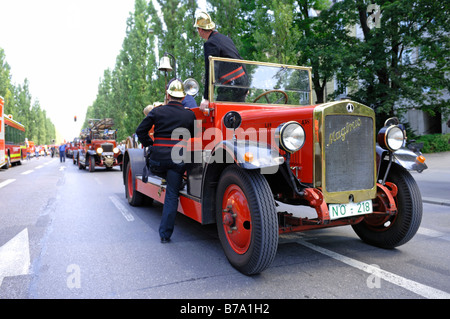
[328, 118, 362, 145]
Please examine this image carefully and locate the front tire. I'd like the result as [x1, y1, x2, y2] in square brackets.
[77, 155, 84, 170]
[216, 165, 278, 275]
[352, 163, 422, 248]
[89, 156, 95, 172]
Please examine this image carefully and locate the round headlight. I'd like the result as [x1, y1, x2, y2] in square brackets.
[385, 126, 404, 151]
[378, 125, 405, 151]
[113, 147, 119, 154]
[275, 121, 305, 153]
[96, 147, 103, 154]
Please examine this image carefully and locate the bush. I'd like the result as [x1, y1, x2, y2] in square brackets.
[415, 133, 450, 153]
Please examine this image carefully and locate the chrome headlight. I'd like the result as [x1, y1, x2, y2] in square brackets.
[378, 125, 405, 151]
[96, 147, 103, 154]
[113, 147, 119, 154]
[275, 121, 305, 153]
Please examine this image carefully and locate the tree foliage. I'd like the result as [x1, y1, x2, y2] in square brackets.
[2, 1, 448, 143]
[83, 0, 450, 138]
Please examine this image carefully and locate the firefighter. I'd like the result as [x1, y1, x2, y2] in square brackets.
[136, 79, 196, 243]
[194, 11, 248, 111]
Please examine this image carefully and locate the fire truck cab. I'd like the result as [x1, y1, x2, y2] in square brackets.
[123, 57, 427, 275]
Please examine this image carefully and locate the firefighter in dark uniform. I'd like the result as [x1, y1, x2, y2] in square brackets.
[194, 11, 248, 111]
[136, 79, 196, 243]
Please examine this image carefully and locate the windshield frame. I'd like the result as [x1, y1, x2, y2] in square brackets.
[209, 56, 313, 106]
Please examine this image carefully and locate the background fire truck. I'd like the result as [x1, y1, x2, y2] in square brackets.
[1, 96, 26, 168]
[77, 118, 123, 172]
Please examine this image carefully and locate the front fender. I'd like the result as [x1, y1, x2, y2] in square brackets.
[122, 148, 145, 186]
[376, 145, 427, 177]
[87, 150, 97, 157]
[392, 147, 427, 172]
[208, 139, 284, 174]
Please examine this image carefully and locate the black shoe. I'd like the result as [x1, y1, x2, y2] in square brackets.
[160, 237, 171, 243]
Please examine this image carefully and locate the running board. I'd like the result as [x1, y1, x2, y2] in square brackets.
[135, 174, 202, 223]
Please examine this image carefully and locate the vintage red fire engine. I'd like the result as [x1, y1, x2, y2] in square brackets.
[77, 118, 123, 172]
[123, 57, 427, 275]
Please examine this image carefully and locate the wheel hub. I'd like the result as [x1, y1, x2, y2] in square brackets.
[222, 186, 252, 254]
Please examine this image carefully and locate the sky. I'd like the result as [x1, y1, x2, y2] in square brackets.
[0, 0, 208, 143]
[0, 0, 138, 142]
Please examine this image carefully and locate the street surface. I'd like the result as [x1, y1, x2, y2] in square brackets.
[0, 152, 449, 302]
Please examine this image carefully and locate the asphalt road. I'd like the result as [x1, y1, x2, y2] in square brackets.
[0, 153, 449, 304]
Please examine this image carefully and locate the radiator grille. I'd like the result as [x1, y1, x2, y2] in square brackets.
[101, 143, 114, 152]
[324, 115, 374, 192]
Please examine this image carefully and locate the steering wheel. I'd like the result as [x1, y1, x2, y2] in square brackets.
[253, 90, 289, 104]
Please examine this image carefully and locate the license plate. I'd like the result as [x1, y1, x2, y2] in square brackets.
[329, 200, 373, 220]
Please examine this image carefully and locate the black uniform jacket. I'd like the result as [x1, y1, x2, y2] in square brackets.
[136, 101, 196, 163]
[203, 31, 246, 100]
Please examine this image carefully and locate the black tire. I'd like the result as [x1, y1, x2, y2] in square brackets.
[352, 163, 422, 248]
[4, 156, 11, 169]
[89, 156, 95, 172]
[216, 165, 278, 275]
[125, 160, 145, 206]
[77, 155, 83, 170]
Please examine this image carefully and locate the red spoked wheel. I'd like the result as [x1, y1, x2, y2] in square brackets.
[216, 165, 278, 275]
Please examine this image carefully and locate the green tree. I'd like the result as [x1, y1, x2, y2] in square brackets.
[15, 80, 34, 139]
[0, 48, 16, 117]
[331, 0, 450, 126]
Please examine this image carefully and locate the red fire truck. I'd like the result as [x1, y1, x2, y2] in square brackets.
[1, 96, 26, 168]
[123, 57, 427, 275]
[77, 118, 123, 172]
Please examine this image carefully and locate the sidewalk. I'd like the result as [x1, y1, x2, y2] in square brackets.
[413, 151, 450, 206]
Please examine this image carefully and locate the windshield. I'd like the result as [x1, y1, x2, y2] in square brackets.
[211, 58, 312, 106]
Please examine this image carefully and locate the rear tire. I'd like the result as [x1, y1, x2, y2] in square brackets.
[216, 165, 278, 275]
[125, 160, 145, 206]
[352, 163, 422, 248]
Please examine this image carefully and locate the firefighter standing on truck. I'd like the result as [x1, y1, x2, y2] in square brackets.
[136, 79, 196, 243]
[194, 11, 248, 111]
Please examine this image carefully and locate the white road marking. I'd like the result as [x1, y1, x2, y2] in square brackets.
[0, 179, 15, 189]
[21, 170, 34, 175]
[297, 239, 450, 299]
[35, 165, 44, 169]
[109, 195, 135, 221]
[418, 227, 450, 242]
[0, 228, 30, 287]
